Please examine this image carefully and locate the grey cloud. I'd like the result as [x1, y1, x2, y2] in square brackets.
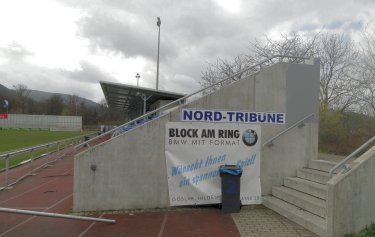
[326, 20, 346, 30]
[0, 52, 113, 102]
[170, 3, 242, 39]
[346, 21, 363, 31]
[0, 42, 33, 62]
[77, 12, 178, 61]
[10, 0, 375, 99]
[325, 20, 363, 32]
[300, 23, 321, 32]
[68, 0, 373, 93]
[299, 20, 363, 34]
[66, 0, 255, 94]
[243, 0, 375, 32]
[162, 74, 200, 94]
[64, 0, 250, 61]
[61, 61, 114, 84]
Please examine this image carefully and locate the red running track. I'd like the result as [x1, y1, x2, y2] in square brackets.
[0, 138, 240, 237]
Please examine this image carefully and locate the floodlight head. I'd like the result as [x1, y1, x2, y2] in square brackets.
[136, 73, 140, 79]
[157, 17, 161, 27]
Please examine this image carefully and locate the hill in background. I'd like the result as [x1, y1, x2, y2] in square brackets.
[0, 84, 14, 99]
[0, 84, 98, 108]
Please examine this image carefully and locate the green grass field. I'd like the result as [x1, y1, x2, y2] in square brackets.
[0, 130, 92, 170]
[0, 130, 89, 153]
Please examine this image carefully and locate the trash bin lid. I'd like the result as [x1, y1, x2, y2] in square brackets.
[219, 165, 242, 176]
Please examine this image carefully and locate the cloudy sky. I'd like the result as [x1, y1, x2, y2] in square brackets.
[0, 0, 374, 102]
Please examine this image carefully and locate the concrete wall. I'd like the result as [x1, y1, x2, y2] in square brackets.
[261, 123, 317, 194]
[73, 60, 320, 212]
[0, 114, 82, 131]
[74, 115, 170, 211]
[327, 145, 375, 237]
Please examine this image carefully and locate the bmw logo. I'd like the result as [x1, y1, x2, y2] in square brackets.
[242, 129, 258, 146]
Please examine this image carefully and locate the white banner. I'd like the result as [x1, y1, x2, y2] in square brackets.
[165, 122, 261, 206]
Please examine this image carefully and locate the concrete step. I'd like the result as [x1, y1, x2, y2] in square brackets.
[263, 196, 326, 237]
[284, 177, 327, 200]
[272, 186, 326, 218]
[308, 159, 337, 173]
[297, 168, 331, 184]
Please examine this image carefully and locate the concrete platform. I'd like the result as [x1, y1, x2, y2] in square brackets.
[0, 145, 317, 237]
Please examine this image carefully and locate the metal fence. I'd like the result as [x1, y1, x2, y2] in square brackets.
[0, 133, 96, 190]
[0, 114, 82, 131]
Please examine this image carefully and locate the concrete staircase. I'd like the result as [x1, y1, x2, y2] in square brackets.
[263, 159, 337, 237]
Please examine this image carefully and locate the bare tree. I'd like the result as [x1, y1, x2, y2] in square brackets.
[357, 28, 375, 117]
[200, 33, 316, 92]
[200, 54, 252, 92]
[317, 33, 359, 112]
[247, 32, 359, 112]
[13, 84, 31, 113]
[249, 32, 317, 64]
[46, 95, 64, 115]
[67, 94, 80, 116]
[200, 32, 359, 112]
[200, 33, 317, 92]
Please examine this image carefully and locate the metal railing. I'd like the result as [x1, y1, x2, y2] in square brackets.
[0, 207, 115, 224]
[262, 113, 315, 148]
[329, 136, 375, 177]
[75, 55, 313, 150]
[0, 133, 96, 190]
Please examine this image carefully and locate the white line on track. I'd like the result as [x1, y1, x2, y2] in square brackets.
[0, 193, 73, 236]
[78, 214, 105, 237]
[0, 167, 74, 205]
[158, 212, 169, 237]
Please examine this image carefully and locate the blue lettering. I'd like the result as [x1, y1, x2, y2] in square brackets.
[249, 113, 257, 122]
[182, 110, 192, 121]
[194, 111, 203, 120]
[214, 112, 222, 121]
[236, 154, 256, 169]
[277, 113, 285, 124]
[205, 111, 213, 121]
[227, 112, 235, 121]
[182, 110, 285, 124]
[236, 112, 244, 122]
[172, 166, 181, 176]
[258, 113, 266, 122]
[244, 112, 249, 122]
[267, 113, 276, 123]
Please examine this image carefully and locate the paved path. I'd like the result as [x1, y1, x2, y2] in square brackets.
[0, 142, 317, 237]
[232, 205, 318, 237]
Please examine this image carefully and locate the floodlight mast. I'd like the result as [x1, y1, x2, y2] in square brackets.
[156, 17, 161, 90]
[135, 73, 140, 87]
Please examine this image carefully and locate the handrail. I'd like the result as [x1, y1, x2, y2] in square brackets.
[262, 113, 315, 148]
[0, 207, 115, 224]
[329, 136, 375, 177]
[75, 55, 313, 150]
[0, 132, 95, 160]
[0, 131, 96, 190]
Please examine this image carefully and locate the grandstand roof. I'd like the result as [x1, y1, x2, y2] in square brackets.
[100, 81, 185, 112]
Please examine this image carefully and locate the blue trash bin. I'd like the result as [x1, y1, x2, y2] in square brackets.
[219, 165, 242, 213]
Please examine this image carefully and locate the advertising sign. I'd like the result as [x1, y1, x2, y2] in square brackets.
[165, 122, 261, 206]
[181, 109, 285, 124]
